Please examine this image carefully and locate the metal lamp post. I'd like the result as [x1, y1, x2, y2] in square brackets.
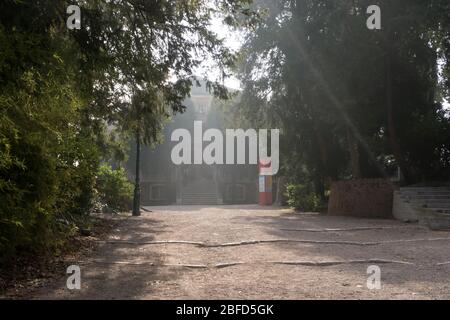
[132, 109, 141, 216]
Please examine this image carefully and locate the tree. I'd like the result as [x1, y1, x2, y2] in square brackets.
[0, 0, 255, 260]
[67, 0, 255, 215]
[235, 0, 450, 199]
[119, 89, 168, 216]
[0, 4, 104, 258]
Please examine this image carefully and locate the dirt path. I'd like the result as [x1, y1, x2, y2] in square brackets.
[32, 205, 450, 299]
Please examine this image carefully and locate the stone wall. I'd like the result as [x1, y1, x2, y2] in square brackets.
[328, 179, 394, 218]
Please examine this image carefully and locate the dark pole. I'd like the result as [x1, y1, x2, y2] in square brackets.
[132, 130, 141, 216]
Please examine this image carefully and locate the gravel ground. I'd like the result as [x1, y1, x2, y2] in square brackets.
[31, 205, 450, 299]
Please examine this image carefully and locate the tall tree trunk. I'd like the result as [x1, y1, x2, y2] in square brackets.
[313, 128, 329, 201]
[386, 43, 412, 184]
[132, 130, 141, 216]
[314, 127, 328, 171]
[313, 176, 326, 203]
[346, 127, 361, 179]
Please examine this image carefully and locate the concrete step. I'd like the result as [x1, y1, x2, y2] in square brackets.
[182, 199, 217, 201]
[400, 187, 450, 191]
[182, 201, 218, 205]
[431, 208, 450, 214]
[182, 194, 217, 199]
[421, 204, 450, 209]
[182, 200, 218, 205]
[410, 205, 450, 211]
[406, 199, 450, 207]
[400, 194, 450, 200]
[425, 215, 450, 230]
[182, 192, 218, 205]
[393, 186, 450, 225]
[400, 191, 450, 196]
[422, 204, 450, 209]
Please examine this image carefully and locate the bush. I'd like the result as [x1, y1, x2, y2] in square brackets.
[0, 27, 104, 263]
[285, 183, 321, 212]
[96, 163, 133, 212]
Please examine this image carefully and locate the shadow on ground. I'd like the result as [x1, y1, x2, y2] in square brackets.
[230, 211, 450, 291]
[32, 215, 184, 299]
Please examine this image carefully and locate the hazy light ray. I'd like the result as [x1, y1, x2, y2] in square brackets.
[284, 24, 390, 180]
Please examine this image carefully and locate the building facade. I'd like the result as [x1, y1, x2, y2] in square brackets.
[126, 82, 258, 206]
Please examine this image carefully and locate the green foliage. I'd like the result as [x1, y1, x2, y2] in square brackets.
[236, 0, 450, 193]
[1, 0, 249, 265]
[0, 25, 99, 262]
[0, 2, 101, 263]
[96, 164, 133, 212]
[285, 184, 321, 212]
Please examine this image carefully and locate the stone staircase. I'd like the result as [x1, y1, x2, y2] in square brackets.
[181, 177, 219, 205]
[182, 191, 219, 205]
[393, 186, 450, 229]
